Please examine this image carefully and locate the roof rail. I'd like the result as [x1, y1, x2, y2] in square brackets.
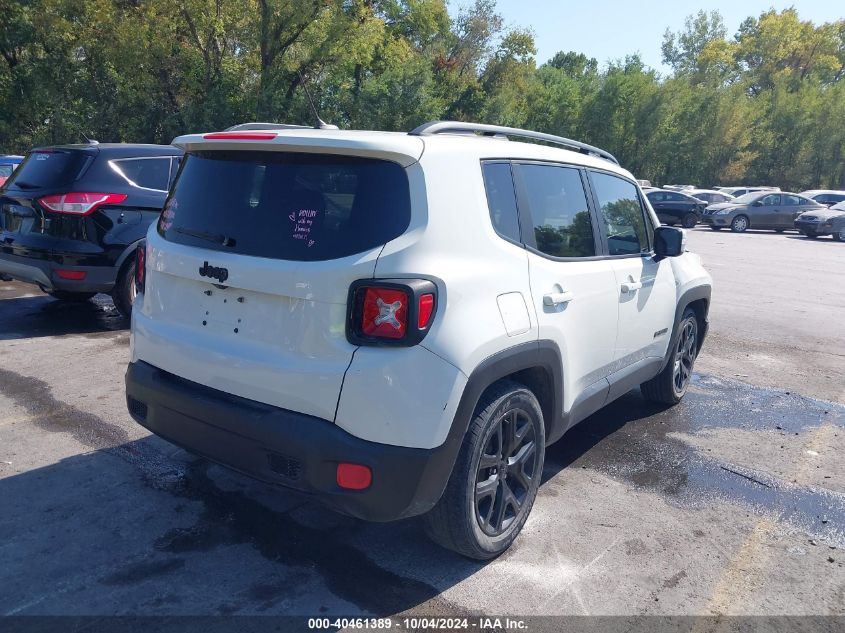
[408, 120, 619, 165]
[225, 122, 310, 132]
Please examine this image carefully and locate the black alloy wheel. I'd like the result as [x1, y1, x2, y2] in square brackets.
[672, 315, 698, 397]
[475, 407, 539, 536]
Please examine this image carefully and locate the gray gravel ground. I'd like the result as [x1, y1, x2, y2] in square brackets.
[687, 228, 845, 404]
[0, 228, 843, 620]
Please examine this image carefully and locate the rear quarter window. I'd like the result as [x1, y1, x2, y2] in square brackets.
[159, 151, 411, 262]
[110, 157, 172, 190]
[481, 162, 521, 242]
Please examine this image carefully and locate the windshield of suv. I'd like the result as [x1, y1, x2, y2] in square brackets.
[733, 192, 762, 204]
[4, 149, 92, 189]
[159, 151, 411, 262]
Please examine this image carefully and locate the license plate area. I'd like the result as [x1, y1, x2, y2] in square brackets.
[198, 286, 248, 334]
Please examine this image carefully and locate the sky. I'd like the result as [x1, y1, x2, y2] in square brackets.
[463, 0, 845, 74]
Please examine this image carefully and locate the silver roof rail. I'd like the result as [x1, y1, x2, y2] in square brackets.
[225, 122, 310, 131]
[409, 120, 619, 165]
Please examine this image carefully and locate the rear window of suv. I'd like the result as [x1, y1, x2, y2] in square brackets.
[158, 151, 411, 262]
[5, 149, 91, 189]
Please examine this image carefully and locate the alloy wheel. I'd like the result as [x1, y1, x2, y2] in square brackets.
[475, 408, 539, 537]
[672, 318, 697, 396]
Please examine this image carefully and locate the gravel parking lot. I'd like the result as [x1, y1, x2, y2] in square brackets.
[0, 228, 843, 620]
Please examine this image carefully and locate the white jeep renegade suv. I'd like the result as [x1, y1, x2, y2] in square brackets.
[125, 121, 711, 559]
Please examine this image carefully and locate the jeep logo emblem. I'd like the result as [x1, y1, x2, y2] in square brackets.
[199, 261, 229, 283]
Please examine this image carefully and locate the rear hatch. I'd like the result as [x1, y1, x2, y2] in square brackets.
[135, 144, 418, 421]
[0, 148, 96, 260]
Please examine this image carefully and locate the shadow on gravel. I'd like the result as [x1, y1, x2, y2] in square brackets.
[0, 291, 126, 340]
[0, 433, 480, 616]
[785, 235, 843, 245]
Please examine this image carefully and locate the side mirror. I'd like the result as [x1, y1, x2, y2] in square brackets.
[751, 200, 762, 207]
[654, 226, 685, 259]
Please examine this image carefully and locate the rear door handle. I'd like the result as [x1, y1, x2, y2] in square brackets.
[543, 291, 575, 306]
[621, 280, 643, 293]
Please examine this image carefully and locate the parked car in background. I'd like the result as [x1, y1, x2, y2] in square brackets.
[701, 191, 824, 233]
[799, 190, 845, 207]
[686, 189, 736, 205]
[646, 189, 706, 227]
[794, 200, 845, 240]
[636, 179, 652, 187]
[663, 184, 695, 192]
[718, 186, 779, 197]
[0, 143, 182, 316]
[0, 155, 23, 187]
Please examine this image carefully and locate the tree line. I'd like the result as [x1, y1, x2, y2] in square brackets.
[1, 0, 844, 189]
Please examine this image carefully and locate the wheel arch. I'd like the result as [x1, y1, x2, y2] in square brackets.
[114, 238, 145, 275]
[461, 341, 563, 442]
[660, 285, 711, 372]
[434, 340, 563, 478]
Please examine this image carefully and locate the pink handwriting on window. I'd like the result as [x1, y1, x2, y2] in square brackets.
[290, 208, 318, 247]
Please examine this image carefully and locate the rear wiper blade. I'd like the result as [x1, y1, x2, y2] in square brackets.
[175, 226, 236, 247]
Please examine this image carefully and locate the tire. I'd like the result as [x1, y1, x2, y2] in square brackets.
[111, 258, 137, 319]
[47, 290, 97, 302]
[681, 213, 698, 229]
[833, 232, 844, 242]
[640, 307, 699, 405]
[709, 226, 722, 231]
[775, 229, 785, 233]
[730, 215, 749, 233]
[423, 380, 545, 560]
[802, 230, 818, 239]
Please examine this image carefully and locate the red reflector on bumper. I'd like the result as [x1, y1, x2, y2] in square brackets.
[55, 270, 87, 280]
[336, 463, 372, 490]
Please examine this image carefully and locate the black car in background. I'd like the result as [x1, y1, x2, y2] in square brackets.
[0, 143, 182, 316]
[645, 189, 706, 227]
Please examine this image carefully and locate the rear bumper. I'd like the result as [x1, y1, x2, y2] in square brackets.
[125, 360, 456, 522]
[0, 251, 116, 292]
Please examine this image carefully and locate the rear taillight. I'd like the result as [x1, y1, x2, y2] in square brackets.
[135, 245, 146, 294]
[38, 192, 128, 215]
[361, 287, 407, 339]
[347, 279, 437, 347]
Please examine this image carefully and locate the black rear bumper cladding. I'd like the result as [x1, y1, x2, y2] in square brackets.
[124, 361, 453, 522]
[0, 251, 117, 292]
